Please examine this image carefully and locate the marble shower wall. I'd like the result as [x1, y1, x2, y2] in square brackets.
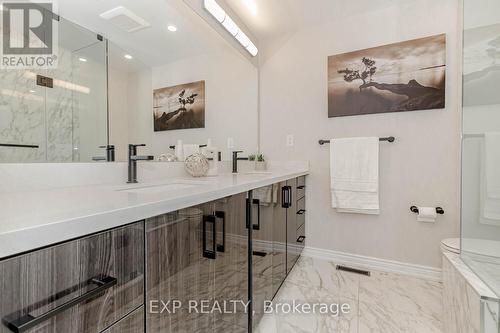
[443, 253, 500, 333]
[0, 69, 47, 162]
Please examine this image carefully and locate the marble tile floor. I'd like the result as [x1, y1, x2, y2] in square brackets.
[256, 256, 444, 333]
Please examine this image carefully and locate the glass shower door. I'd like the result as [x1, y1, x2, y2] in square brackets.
[45, 17, 107, 162]
[0, 14, 108, 162]
[461, 0, 500, 328]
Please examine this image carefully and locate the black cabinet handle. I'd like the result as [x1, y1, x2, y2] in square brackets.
[281, 186, 292, 208]
[287, 186, 292, 206]
[297, 209, 306, 215]
[3, 275, 117, 333]
[297, 185, 305, 190]
[297, 236, 306, 243]
[203, 215, 216, 259]
[246, 198, 251, 229]
[215, 211, 225, 252]
[252, 199, 261, 230]
[281, 187, 287, 208]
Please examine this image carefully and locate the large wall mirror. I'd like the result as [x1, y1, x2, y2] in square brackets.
[0, 0, 258, 163]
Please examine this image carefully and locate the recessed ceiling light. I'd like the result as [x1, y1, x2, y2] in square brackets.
[167, 25, 177, 32]
[78, 57, 87, 62]
[29, 90, 36, 93]
[124, 54, 133, 60]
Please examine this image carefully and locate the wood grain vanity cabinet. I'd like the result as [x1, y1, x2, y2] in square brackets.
[251, 178, 307, 329]
[284, 177, 306, 275]
[102, 307, 144, 333]
[0, 222, 144, 333]
[145, 193, 249, 333]
[144, 177, 307, 333]
[250, 185, 277, 326]
[271, 181, 288, 298]
[0, 176, 305, 333]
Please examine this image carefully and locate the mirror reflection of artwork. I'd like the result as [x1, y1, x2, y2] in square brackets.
[153, 80, 205, 131]
[463, 24, 500, 106]
[328, 34, 446, 117]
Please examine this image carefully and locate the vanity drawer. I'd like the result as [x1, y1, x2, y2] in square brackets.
[102, 306, 144, 333]
[296, 197, 306, 230]
[296, 176, 306, 200]
[0, 222, 144, 333]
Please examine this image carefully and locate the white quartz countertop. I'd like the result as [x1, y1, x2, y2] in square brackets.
[0, 167, 308, 259]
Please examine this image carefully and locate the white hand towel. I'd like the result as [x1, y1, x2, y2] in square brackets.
[480, 132, 500, 224]
[253, 186, 273, 205]
[330, 137, 380, 215]
[183, 144, 200, 159]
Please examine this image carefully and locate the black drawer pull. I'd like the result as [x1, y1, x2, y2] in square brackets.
[215, 211, 225, 252]
[252, 199, 261, 230]
[203, 215, 217, 259]
[246, 198, 251, 229]
[281, 186, 292, 208]
[297, 236, 306, 243]
[297, 185, 305, 190]
[3, 275, 117, 333]
[297, 209, 306, 215]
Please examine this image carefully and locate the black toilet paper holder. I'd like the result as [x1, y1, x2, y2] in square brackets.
[410, 206, 444, 215]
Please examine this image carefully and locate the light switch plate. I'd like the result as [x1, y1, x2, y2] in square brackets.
[286, 134, 294, 147]
[227, 137, 234, 149]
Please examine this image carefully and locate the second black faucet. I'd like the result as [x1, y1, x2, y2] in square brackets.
[232, 151, 248, 173]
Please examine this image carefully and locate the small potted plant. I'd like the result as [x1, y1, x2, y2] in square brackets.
[255, 154, 266, 171]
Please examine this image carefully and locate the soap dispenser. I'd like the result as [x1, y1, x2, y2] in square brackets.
[175, 140, 184, 161]
[202, 139, 218, 176]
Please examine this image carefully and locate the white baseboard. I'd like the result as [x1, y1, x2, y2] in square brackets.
[302, 246, 442, 282]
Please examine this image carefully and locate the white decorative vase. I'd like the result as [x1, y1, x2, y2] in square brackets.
[184, 153, 209, 177]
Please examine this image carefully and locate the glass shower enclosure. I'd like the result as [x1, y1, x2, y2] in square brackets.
[0, 14, 108, 162]
[461, 0, 500, 330]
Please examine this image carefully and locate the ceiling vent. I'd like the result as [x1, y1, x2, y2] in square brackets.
[99, 6, 150, 33]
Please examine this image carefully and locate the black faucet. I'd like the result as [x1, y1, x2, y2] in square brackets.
[92, 145, 115, 162]
[127, 144, 154, 183]
[232, 151, 248, 173]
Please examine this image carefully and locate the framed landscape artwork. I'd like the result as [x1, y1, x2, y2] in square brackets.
[153, 80, 205, 131]
[328, 34, 446, 117]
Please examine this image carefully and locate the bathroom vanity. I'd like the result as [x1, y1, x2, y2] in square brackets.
[0, 170, 307, 333]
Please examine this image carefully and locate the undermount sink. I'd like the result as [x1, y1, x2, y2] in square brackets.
[116, 180, 210, 194]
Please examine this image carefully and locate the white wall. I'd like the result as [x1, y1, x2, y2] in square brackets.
[151, 47, 258, 160]
[259, 0, 461, 268]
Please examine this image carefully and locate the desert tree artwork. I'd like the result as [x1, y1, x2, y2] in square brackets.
[153, 80, 205, 131]
[328, 34, 446, 117]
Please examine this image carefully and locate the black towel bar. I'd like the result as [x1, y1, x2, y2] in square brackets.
[318, 137, 395, 145]
[0, 143, 39, 148]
